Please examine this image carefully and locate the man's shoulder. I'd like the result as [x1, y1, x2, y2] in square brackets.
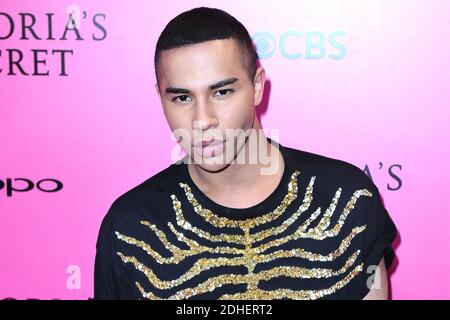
[98, 162, 182, 232]
[117, 162, 181, 203]
[283, 144, 374, 190]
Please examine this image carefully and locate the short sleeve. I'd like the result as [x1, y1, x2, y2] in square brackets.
[94, 201, 134, 300]
[94, 206, 118, 300]
[94, 252, 117, 299]
[359, 181, 398, 295]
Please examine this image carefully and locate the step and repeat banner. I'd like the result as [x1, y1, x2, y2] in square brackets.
[0, 1, 449, 299]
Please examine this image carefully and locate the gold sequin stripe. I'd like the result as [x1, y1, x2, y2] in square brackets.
[300, 189, 372, 241]
[170, 175, 314, 245]
[115, 223, 365, 266]
[116, 252, 245, 289]
[250, 249, 360, 281]
[172, 187, 372, 250]
[178, 170, 301, 229]
[218, 263, 364, 300]
[115, 231, 179, 263]
[133, 258, 363, 300]
[115, 215, 241, 264]
[116, 222, 246, 265]
[135, 273, 248, 299]
[171, 194, 247, 244]
[254, 225, 366, 260]
[251, 190, 372, 255]
[316, 188, 341, 231]
[244, 176, 314, 243]
[116, 238, 361, 291]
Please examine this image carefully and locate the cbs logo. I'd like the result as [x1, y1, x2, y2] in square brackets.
[251, 30, 346, 60]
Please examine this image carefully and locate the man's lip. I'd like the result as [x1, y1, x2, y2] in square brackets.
[194, 139, 225, 148]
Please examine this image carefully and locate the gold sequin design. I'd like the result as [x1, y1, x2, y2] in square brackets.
[178, 170, 300, 230]
[116, 249, 361, 291]
[115, 170, 373, 299]
[134, 263, 364, 300]
[116, 224, 366, 265]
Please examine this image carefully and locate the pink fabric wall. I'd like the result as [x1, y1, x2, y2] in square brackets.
[0, 0, 448, 299]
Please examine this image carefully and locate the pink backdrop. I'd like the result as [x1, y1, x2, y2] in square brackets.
[1, 0, 449, 300]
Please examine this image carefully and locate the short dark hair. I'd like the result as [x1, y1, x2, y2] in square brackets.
[154, 7, 259, 86]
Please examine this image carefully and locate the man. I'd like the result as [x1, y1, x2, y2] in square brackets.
[94, 6, 397, 300]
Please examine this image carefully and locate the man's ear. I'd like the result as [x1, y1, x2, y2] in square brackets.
[253, 66, 266, 106]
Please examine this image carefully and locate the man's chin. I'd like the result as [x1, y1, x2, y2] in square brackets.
[188, 151, 233, 172]
[196, 162, 231, 173]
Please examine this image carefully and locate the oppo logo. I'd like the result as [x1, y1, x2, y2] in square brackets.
[0, 178, 63, 197]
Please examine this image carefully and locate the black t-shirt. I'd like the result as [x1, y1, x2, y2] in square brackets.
[94, 137, 397, 300]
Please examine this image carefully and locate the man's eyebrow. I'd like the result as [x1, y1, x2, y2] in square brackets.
[165, 77, 239, 94]
[209, 77, 239, 90]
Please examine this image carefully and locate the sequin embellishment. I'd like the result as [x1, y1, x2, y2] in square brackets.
[115, 170, 373, 299]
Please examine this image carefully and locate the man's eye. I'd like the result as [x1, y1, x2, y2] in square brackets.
[172, 95, 191, 103]
[215, 89, 234, 97]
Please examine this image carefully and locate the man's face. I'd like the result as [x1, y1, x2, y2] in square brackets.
[155, 38, 265, 171]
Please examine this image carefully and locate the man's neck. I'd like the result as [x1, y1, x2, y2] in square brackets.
[186, 133, 285, 197]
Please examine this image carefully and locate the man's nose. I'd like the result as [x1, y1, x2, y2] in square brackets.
[192, 98, 218, 130]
